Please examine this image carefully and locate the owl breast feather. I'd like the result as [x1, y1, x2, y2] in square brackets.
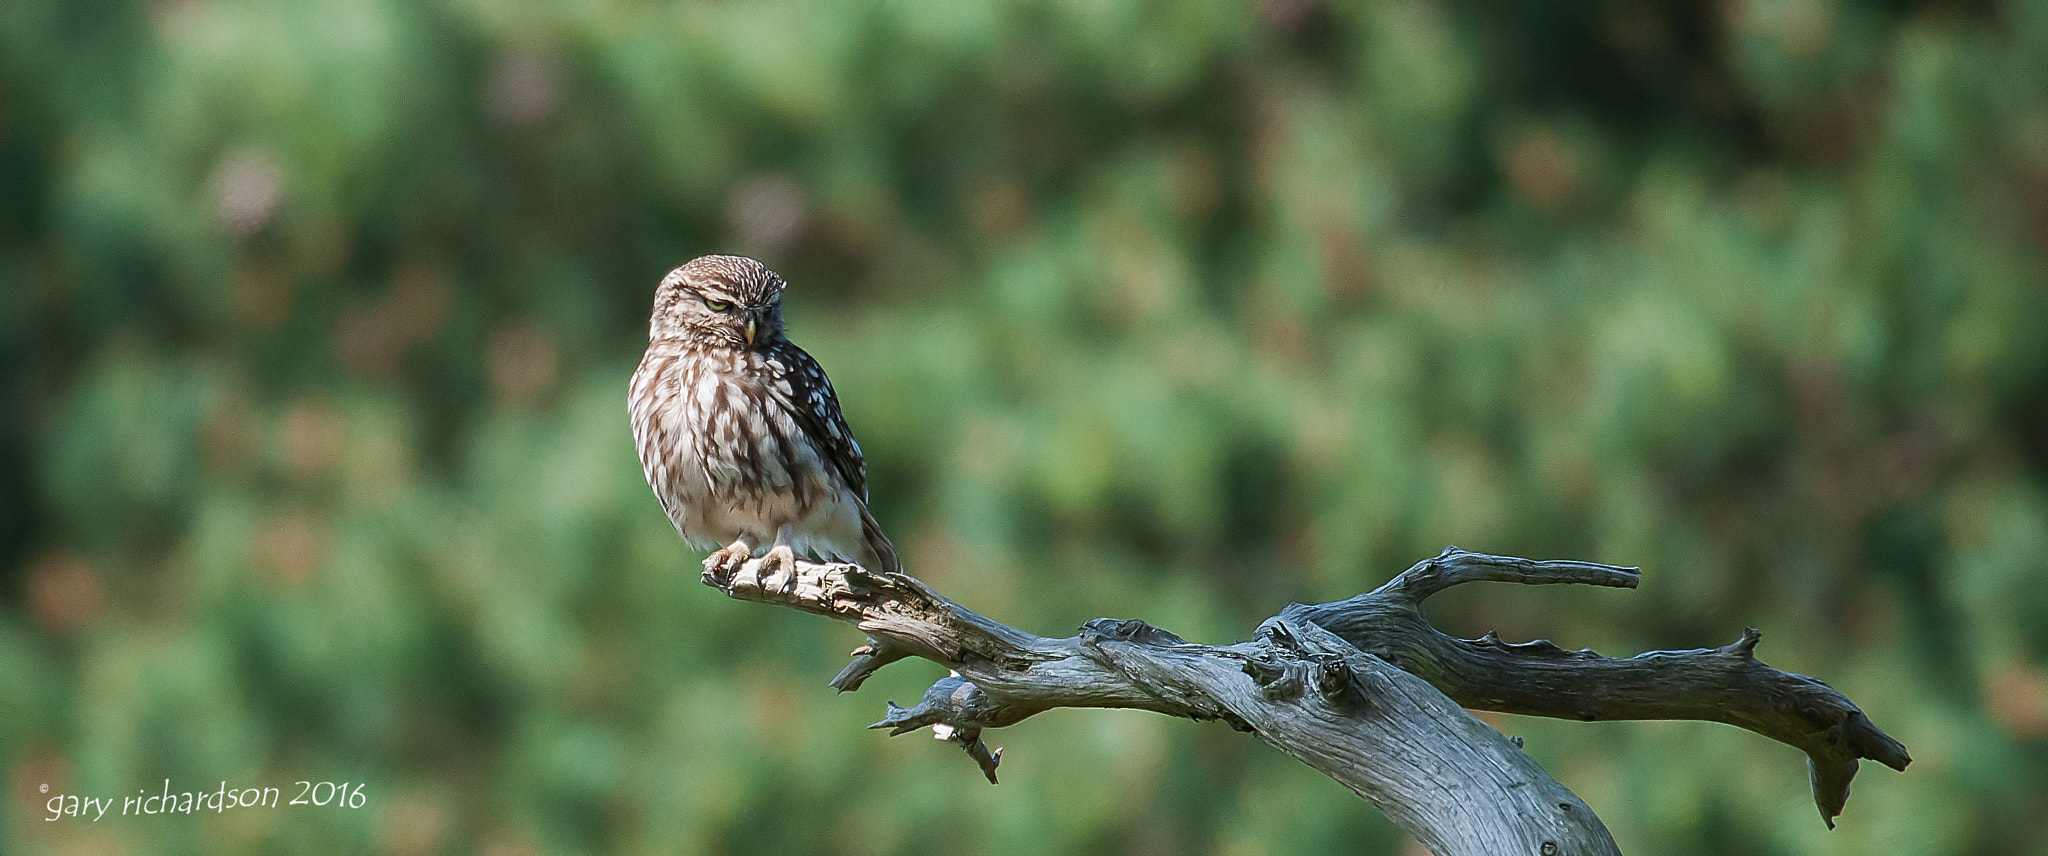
[631, 342, 836, 550]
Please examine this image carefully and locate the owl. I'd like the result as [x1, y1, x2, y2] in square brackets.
[628, 255, 899, 584]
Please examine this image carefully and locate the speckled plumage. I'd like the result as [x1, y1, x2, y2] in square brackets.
[629, 255, 898, 577]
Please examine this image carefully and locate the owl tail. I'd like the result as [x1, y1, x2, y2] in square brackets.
[857, 503, 902, 576]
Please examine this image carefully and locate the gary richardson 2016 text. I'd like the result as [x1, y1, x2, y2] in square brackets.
[43, 779, 367, 821]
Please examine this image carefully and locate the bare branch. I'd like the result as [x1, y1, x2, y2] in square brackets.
[1291, 548, 1911, 827]
[1370, 546, 1642, 604]
[831, 636, 915, 692]
[704, 547, 1907, 850]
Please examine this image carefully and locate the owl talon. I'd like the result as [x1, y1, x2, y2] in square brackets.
[703, 544, 753, 586]
[761, 544, 799, 592]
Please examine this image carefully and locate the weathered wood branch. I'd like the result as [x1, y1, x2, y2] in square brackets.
[1292, 548, 1912, 828]
[700, 547, 1907, 854]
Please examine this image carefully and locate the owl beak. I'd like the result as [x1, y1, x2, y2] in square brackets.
[743, 316, 758, 346]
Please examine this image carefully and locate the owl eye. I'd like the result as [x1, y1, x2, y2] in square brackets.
[704, 298, 732, 312]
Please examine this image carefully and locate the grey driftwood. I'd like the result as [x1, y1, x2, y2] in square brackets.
[702, 546, 1909, 856]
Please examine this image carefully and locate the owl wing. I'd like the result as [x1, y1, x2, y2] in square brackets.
[762, 340, 902, 574]
[762, 340, 868, 502]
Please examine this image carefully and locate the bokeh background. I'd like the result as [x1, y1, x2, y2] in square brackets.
[4, 0, 2046, 853]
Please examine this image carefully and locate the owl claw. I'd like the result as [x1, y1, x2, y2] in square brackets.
[760, 544, 799, 592]
[703, 544, 753, 586]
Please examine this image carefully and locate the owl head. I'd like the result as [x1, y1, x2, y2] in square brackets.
[649, 255, 787, 349]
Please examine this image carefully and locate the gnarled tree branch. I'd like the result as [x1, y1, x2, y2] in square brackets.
[1292, 548, 1912, 827]
[700, 547, 1907, 854]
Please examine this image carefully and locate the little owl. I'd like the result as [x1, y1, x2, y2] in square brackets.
[629, 255, 899, 583]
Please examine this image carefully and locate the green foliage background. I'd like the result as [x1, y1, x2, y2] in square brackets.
[4, 0, 2047, 853]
